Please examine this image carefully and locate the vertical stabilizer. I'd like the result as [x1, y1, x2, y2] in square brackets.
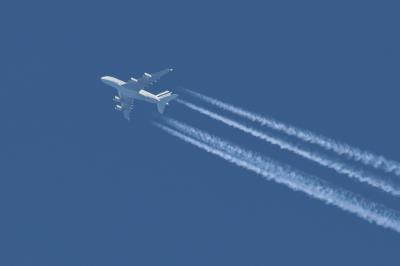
[156, 94, 178, 114]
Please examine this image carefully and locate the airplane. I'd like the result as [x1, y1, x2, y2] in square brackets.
[101, 68, 178, 120]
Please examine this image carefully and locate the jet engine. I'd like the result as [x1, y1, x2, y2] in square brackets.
[115, 105, 123, 111]
[113, 96, 121, 102]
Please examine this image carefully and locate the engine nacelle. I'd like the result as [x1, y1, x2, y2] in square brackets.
[113, 95, 121, 102]
[115, 105, 123, 111]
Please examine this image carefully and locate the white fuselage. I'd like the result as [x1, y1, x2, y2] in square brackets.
[101, 76, 159, 103]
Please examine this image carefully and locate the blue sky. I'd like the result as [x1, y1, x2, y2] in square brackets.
[2, 1, 400, 265]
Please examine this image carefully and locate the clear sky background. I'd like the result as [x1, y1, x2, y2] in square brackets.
[2, 1, 400, 265]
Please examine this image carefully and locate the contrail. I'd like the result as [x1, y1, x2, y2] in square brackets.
[176, 98, 400, 196]
[181, 88, 400, 177]
[154, 118, 400, 234]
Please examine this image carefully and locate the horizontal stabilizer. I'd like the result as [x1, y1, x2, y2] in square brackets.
[156, 90, 171, 98]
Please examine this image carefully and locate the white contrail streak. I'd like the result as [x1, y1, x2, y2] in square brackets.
[176, 98, 400, 196]
[181, 88, 400, 177]
[154, 118, 400, 234]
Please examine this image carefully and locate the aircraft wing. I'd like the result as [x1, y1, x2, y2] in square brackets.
[122, 68, 173, 91]
[116, 91, 134, 120]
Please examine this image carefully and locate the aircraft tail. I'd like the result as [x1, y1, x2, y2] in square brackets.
[156, 90, 171, 98]
[157, 94, 178, 114]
